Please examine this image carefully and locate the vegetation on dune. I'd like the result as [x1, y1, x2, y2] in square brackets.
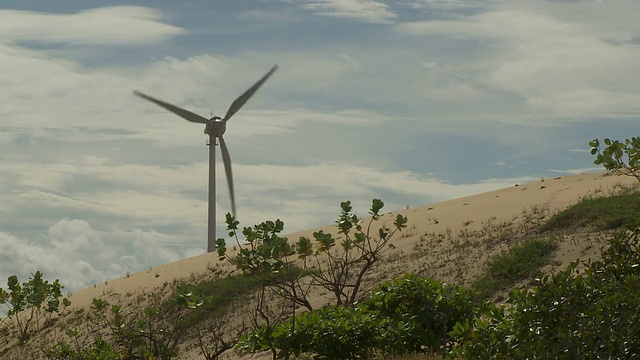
[540, 191, 640, 232]
[169, 266, 307, 325]
[472, 237, 558, 298]
[3, 135, 640, 359]
[0, 271, 70, 344]
[34, 224, 640, 359]
[452, 229, 640, 359]
[238, 274, 480, 358]
[215, 199, 410, 359]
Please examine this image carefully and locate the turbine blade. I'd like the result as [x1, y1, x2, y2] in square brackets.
[223, 65, 278, 122]
[133, 91, 209, 124]
[218, 135, 236, 217]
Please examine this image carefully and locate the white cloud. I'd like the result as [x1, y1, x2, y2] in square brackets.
[230, 162, 537, 232]
[422, 79, 489, 102]
[0, 219, 197, 292]
[395, 3, 640, 118]
[549, 166, 603, 175]
[0, 6, 185, 45]
[0, 220, 113, 291]
[240, 9, 294, 22]
[303, 0, 397, 24]
[2, 158, 209, 229]
[0, 41, 383, 148]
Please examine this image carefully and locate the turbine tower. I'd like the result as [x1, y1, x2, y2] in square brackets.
[134, 65, 278, 252]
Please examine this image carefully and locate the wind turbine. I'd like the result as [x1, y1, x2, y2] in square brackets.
[133, 65, 278, 252]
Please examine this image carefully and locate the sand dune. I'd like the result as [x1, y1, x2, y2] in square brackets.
[69, 171, 635, 308]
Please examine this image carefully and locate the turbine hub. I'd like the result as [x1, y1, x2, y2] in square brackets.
[205, 116, 226, 137]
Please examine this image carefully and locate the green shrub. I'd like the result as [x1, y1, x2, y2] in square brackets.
[217, 199, 408, 358]
[238, 274, 482, 359]
[452, 229, 640, 359]
[239, 305, 380, 359]
[362, 274, 480, 355]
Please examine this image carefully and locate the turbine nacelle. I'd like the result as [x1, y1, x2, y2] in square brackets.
[205, 116, 226, 137]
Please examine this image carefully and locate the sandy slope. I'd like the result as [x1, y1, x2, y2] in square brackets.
[69, 171, 634, 306]
[3, 171, 637, 359]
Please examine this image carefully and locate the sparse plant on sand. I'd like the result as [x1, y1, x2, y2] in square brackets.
[216, 199, 408, 309]
[44, 293, 192, 360]
[472, 237, 558, 298]
[216, 214, 313, 310]
[192, 306, 247, 360]
[89, 297, 186, 359]
[216, 199, 408, 358]
[296, 199, 408, 306]
[0, 271, 70, 344]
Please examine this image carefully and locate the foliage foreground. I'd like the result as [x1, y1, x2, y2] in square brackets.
[2, 208, 639, 359]
[237, 273, 479, 358]
[4, 228, 639, 359]
[453, 228, 640, 359]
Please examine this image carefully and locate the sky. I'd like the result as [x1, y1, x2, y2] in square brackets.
[0, 0, 638, 292]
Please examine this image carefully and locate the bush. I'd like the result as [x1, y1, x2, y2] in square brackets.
[362, 274, 479, 355]
[452, 229, 640, 359]
[87, 297, 185, 359]
[238, 274, 482, 359]
[296, 199, 408, 307]
[239, 304, 380, 359]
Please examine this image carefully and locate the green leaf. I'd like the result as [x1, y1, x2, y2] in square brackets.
[370, 199, 384, 216]
[340, 201, 352, 213]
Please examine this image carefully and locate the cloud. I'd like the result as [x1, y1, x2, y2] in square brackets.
[0, 6, 185, 45]
[229, 162, 538, 232]
[0, 219, 197, 292]
[303, 0, 397, 24]
[240, 9, 294, 22]
[0, 220, 112, 291]
[395, 3, 640, 119]
[0, 41, 384, 147]
[548, 166, 603, 175]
